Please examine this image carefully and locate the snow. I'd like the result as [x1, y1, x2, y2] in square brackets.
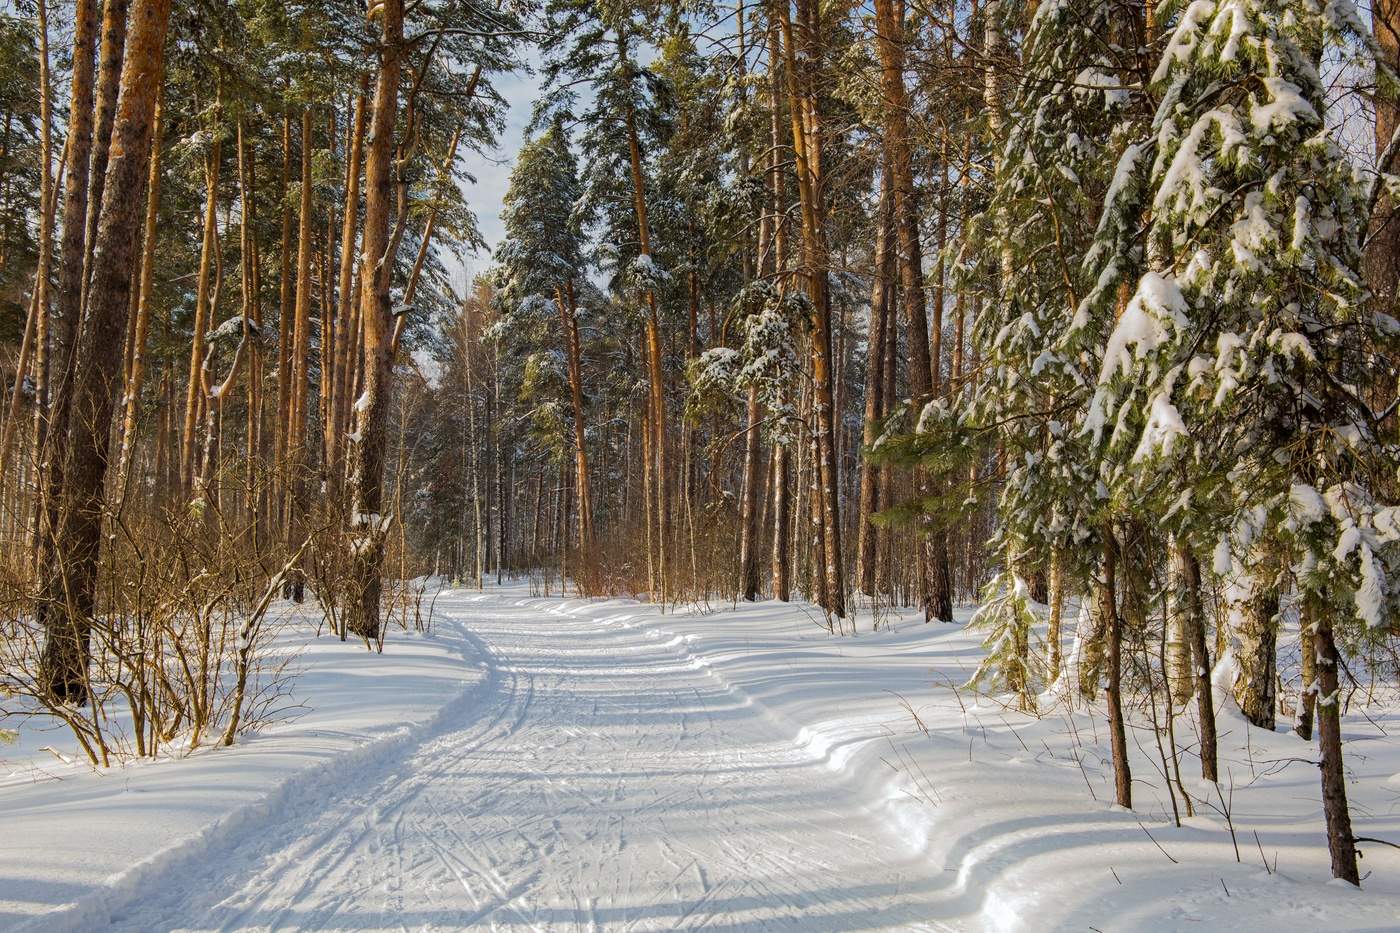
[1098, 271, 1189, 384]
[0, 598, 485, 931]
[3, 585, 1399, 930]
[1250, 77, 1318, 134]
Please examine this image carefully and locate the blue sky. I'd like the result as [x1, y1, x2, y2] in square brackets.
[450, 58, 544, 293]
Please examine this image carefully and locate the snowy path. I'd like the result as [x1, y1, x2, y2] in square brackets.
[110, 590, 953, 932]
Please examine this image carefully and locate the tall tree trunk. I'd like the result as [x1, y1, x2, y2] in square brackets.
[36, 0, 98, 588]
[114, 94, 162, 504]
[617, 30, 669, 602]
[80, 0, 130, 309]
[738, 381, 763, 600]
[329, 78, 369, 496]
[778, 0, 844, 618]
[344, 0, 405, 640]
[874, 0, 950, 622]
[180, 130, 221, 494]
[1102, 526, 1131, 808]
[1311, 592, 1359, 883]
[559, 278, 593, 551]
[767, 10, 792, 603]
[856, 163, 893, 597]
[274, 113, 293, 534]
[285, 107, 314, 601]
[1181, 545, 1217, 781]
[1368, 0, 1400, 308]
[38, 0, 173, 703]
[236, 116, 262, 544]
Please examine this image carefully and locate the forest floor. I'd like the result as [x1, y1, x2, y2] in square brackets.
[3, 583, 1400, 931]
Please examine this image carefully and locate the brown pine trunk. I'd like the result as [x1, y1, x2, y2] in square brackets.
[344, 0, 405, 640]
[80, 0, 130, 307]
[617, 30, 670, 601]
[778, 0, 844, 618]
[114, 94, 162, 506]
[180, 130, 221, 494]
[1311, 595, 1359, 883]
[1102, 527, 1132, 808]
[767, 11, 792, 604]
[285, 107, 314, 601]
[38, 0, 173, 703]
[236, 116, 262, 542]
[1369, 0, 1400, 308]
[738, 381, 763, 600]
[274, 113, 293, 528]
[1180, 545, 1218, 781]
[559, 278, 593, 550]
[36, 0, 98, 583]
[856, 163, 893, 597]
[874, 0, 949, 622]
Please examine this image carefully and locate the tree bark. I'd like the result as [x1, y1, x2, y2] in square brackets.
[180, 128, 221, 494]
[329, 78, 369, 495]
[35, 0, 98, 589]
[1368, 0, 1400, 309]
[616, 30, 669, 601]
[80, 0, 130, 309]
[559, 278, 593, 551]
[344, 0, 405, 640]
[1232, 571, 1279, 730]
[1295, 594, 1318, 741]
[274, 113, 293, 530]
[1312, 596, 1359, 883]
[856, 163, 893, 598]
[114, 94, 162, 504]
[285, 107, 314, 601]
[38, 0, 173, 703]
[778, 0, 844, 618]
[1181, 544, 1218, 782]
[1165, 540, 1194, 705]
[1102, 526, 1131, 808]
[0, 0, 55, 492]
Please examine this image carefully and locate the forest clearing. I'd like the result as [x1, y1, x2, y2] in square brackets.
[1, 0, 1400, 928]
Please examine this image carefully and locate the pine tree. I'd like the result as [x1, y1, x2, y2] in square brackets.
[496, 121, 595, 551]
[1087, 0, 1400, 881]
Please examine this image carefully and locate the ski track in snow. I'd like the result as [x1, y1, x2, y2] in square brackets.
[108, 590, 955, 932]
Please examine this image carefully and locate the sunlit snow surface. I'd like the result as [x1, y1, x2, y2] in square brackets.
[3, 584, 1398, 930]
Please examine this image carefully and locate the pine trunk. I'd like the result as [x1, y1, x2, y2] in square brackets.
[344, 0, 405, 640]
[1312, 598, 1359, 883]
[856, 164, 893, 597]
[1102, 527, 1131, 808]
[1180, 545, 1218, 782]
[38, 0, 172, 704]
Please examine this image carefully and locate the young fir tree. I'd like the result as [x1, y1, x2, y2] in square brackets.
[1085, 0, 1400, 882]
[956, 0, 1138, 710]
[496, 121, 595, 550]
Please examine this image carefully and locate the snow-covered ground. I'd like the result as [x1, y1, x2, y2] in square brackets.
[2, 583, 1398, 930]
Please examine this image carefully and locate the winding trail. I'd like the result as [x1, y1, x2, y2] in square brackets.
[112, 588, 955, 931]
